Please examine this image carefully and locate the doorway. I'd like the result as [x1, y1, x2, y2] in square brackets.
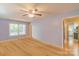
[63, 17, 79, 56]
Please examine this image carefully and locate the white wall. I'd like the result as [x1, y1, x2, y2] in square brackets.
[32, 9, 79, 48]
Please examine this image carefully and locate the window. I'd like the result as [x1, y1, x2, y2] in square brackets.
[9, 23, 26, 36]
[19, 24, 26, 35]
[9, 24, 18, 36]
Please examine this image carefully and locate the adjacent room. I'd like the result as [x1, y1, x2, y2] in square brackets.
[0, 3, 79, 56]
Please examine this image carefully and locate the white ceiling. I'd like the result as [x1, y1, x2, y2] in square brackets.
[0, 3, 79, 22]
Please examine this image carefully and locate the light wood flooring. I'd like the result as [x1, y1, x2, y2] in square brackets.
[0, 38, 66, 56]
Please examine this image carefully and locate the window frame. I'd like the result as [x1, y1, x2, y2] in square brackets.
[9, 23, 26, 36]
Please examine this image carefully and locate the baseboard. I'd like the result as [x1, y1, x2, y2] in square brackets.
[32, 37, 64, 51]
[0, 36, 29, 43]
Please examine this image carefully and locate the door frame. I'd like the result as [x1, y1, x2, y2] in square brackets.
[63, 16, 79, 53]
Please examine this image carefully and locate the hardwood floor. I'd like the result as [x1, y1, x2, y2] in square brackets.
[0, 38, 66, 56]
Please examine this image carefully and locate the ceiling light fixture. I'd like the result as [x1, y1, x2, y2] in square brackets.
[28, 14, 34, 17]
[32, 10, 36, 14]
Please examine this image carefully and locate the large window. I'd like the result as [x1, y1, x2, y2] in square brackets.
[9, 23, 26, 36]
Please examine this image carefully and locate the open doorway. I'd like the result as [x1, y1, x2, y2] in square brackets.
[63, 17, 79, 56]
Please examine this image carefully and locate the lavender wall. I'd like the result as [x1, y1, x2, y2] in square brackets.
[32, 16, 63, 47]
[0, 19, 29, 41]
[32, 9, 79, 48]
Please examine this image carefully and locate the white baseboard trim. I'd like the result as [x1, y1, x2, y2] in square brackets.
[33, 37, 64, 50]
[0, 36, 29, 43]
